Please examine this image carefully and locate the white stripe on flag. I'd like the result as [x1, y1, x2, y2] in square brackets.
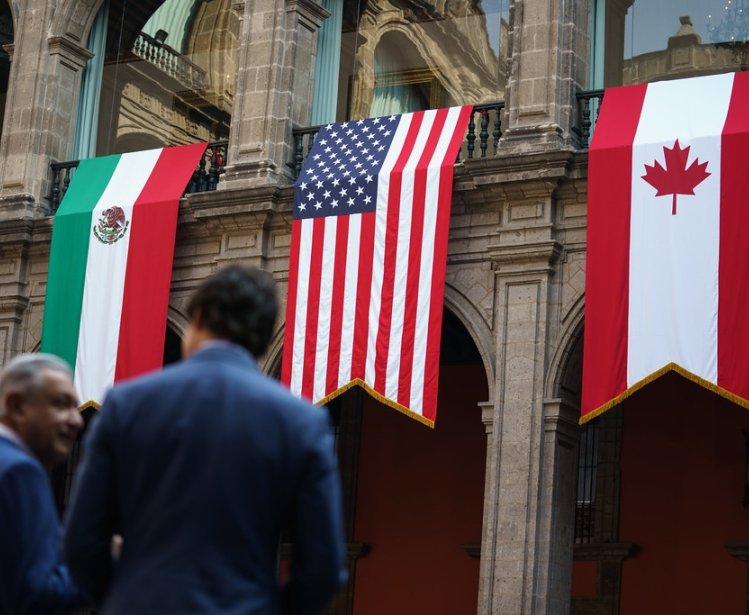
[313, 215, 338, 402]
[628, 73, 734, 386]
[411, 106, 464, 414]
[290, 218, 314, 395]
[75, 149, 162, 404]
[338, 213, 361, 387]
[385, 110, 437, 401]
[365, 114, 413, 387]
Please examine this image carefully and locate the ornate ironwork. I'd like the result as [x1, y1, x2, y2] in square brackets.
[576, 89, 605, 149]
[291, 102, 506, 178]
[48, 141, 228, 213]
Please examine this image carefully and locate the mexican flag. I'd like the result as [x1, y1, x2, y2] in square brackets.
[41, 143, 206, 406]
[582, 71, 749, 423]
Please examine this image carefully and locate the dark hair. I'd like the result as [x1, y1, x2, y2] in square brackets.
[187, 265, 277, 357]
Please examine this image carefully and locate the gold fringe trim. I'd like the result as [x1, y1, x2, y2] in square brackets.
[78, 400, 100, 412]
[580, 362, 749, 424]
[318, 379, 435, 428]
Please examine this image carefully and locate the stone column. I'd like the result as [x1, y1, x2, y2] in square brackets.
[501, 0, 590, 150]
[477, 177, 573, 614]
[0, 1, 91, 209]
[221, 0, 328, 189]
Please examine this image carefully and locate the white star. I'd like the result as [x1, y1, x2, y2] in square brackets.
[313, 153, 321, 160]
[384, 130, 391, 137]
[316, 180, 324, 189]
[348, 197, 355, 206]
[363, 195, 372, 204]
[314, 201, 323, 210]
[306, 192, 315, 200]
[299, 181, 308, 190]
[348, 176, 357, 185]
[331, 199, 339, 208]
[340, 188, 348, 196]
[332, 178, 340, 187]
[365, 175, 373, 183]
[356, 186, 364, 195]
[323, 190, 331, 199]
[298, 202, 306, 211]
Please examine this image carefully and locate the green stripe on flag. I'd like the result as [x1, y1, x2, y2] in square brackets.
[41, 154, 121, 369]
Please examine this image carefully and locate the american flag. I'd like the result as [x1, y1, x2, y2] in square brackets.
[281, 106, 472, 426]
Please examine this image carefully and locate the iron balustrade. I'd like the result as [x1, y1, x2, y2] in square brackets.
[291, 102, 506, 178]
[48, 141, 228, 213]
[576, 89, 604, 149]
[47, 94, 606, 211]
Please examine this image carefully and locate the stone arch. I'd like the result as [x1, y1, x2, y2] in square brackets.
[443, 282, 495, 401]
[50, 0, 102, 45]
[545, 293, 585, 408]
[262, 284, 493, 396]
[261, 325, 285, 379]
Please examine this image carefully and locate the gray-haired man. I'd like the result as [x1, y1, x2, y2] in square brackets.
[0, 353, 86, 613]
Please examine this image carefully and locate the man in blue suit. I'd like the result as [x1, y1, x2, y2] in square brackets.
[64, 265, 347, 614]
[0, 353, 86, 613]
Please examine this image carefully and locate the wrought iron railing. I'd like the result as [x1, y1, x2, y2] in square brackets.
[576, 89, 604, 149]
[48, 141, 228, 213]
[291, 102, 506, 178]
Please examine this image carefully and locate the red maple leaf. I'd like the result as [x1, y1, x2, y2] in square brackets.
[641, 140, 711, 215]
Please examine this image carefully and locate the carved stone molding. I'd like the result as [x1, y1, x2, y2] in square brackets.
[47, 35, 93, 72]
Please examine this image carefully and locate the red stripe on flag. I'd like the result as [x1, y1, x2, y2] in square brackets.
[718, 72, 749, 398]
[326, 215, 350, 394]
[374, 114, 424, 393]
[581, 85, 647, 418]
[420, 106, 472, 422]
[398, 108, 449, 409]
[115, 142, 206, 382]
[301, 217, 326, 400]
[281, 220, 303, 387]
[351, 212, 376, 380]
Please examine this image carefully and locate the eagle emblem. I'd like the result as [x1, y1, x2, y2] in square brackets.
[93, 206, 129, 244]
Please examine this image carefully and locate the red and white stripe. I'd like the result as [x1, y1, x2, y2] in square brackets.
[582, 72, 749, 421]
[283, 106, 471, 425]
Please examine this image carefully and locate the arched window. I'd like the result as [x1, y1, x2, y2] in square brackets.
[76, 0, 238, 158]
[313, 0, 510, 122]
[591, 0, 749, 88]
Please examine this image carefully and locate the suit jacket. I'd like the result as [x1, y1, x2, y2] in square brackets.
[0, 434, 83, 614]
[64, 343, 347, 615]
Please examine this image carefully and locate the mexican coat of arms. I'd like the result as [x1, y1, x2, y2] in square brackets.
[93, 206, 129, 244]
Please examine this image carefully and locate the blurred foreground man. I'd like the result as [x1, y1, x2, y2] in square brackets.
[0, 353, 85, 613]
[64, 265, 347, 614]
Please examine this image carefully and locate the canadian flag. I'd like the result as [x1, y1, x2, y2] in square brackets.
[582, 72, 749, 422]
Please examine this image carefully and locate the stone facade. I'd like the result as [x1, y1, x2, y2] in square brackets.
[0, 0, 597, 613]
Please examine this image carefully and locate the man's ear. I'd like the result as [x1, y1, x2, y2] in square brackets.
[2, 391, 26, 425]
